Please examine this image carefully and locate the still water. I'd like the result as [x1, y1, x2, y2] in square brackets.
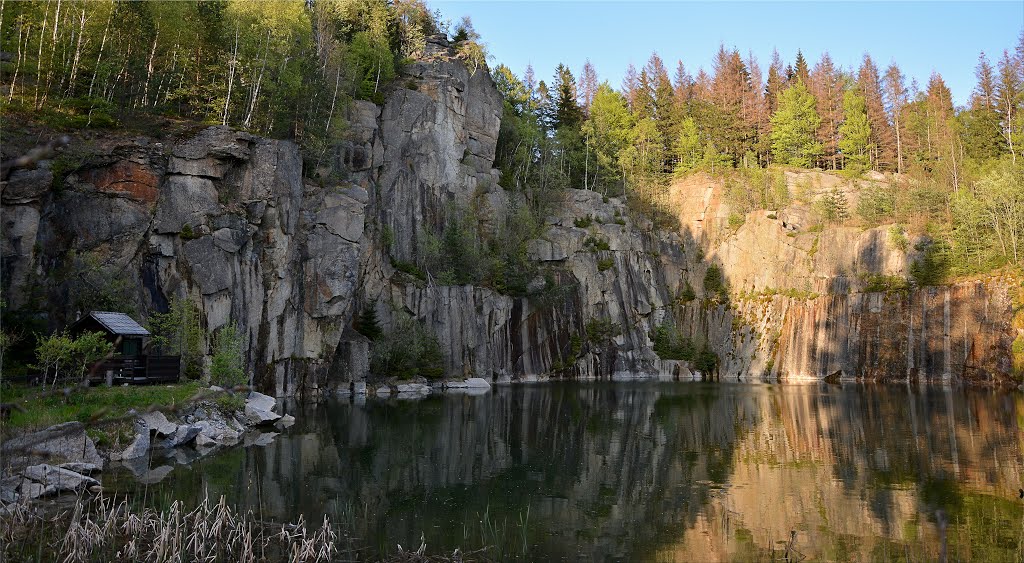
[116, 382, 1024, 561]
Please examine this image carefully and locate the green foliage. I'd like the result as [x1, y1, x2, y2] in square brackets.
[2, 381, 203, 431]
[33, 331, 113, 385]
[678, 281, 697, 303]
[728, 212, 746, 231]
[909, 239, 950, 286]
[146, 298, 204, 380]
[584, 317, 619, 347]
[574, 215, 594, 228]
[584, 236, 611, 252]
[769, 81, 823, 167]
[597, 258, 614, 272]
[392, 259, 427, 280]
[857, 183, 897, 223]
[180, 224, 200, 240]
[693, 344, 718, 375]
[210, 322, 246, 388]
[703, 265, 728, 300]
[862, 273, 911, 293]
[369, 315, 445, 380]
[816, 188, 850, 223]
[838, 89, 873, 173]
[354, 302, 382, 340]
[55, 252, 134, 316]
[889, 226, 909, 252]
[650, 321, 695, 361]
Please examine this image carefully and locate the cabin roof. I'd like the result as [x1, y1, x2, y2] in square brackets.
[74, 311, 151, 337]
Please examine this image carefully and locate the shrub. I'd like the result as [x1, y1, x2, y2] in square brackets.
[584, 318, 618, 346]
[678, 281, 697, 303]
[34, 331, 113, 385]
[574, 215, 594, 228]
[211, 322, 246, 388]
[703, 265, 727, 300]
[369, 315, 445, 380]
[584, 236, 610, 252]
[354, 302, 382, 340]
[889, 225, 909, 252]
[909, 240, 950, 287]
[650, 321, 695, 361]
[147, 298, 204, 380]
[693, 344, 718, 375]
[597, 258, 614, 272]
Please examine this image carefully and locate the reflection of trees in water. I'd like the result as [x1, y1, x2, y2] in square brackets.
[157, 384, 1023, 561]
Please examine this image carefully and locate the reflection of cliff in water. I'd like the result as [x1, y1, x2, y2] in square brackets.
[168, 384, 1024, 561]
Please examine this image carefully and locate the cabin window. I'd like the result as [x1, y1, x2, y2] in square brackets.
[120, 338, 141, 356]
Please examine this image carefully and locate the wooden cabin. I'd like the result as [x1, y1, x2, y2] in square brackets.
[69, 311, 181, 385]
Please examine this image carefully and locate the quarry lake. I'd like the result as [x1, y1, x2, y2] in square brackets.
[108, 382, 1024, 561]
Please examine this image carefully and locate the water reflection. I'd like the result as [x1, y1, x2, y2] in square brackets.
[124, 383, 1024, 561]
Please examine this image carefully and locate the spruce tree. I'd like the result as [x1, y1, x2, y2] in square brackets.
[769, 81, 822, 167]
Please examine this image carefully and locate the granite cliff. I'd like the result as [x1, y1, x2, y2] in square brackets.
[2, 37, 1018, 395]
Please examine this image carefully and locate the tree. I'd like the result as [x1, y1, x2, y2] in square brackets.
[211, 322, 246, 388]
[583, 83, 633, 194]
[809, 52, 843, 169]
[579, 59, 598, 113]
[883, 63, 908, 173]
[769, 80, 822, 167]
[673, 117, 703, 174]
[838, 88, 872, 173]
[857, 54, 896, 170]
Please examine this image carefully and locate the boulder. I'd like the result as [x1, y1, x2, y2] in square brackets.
[464, 377, 491, 389]
[138, 411, 177, 437]
[21, 464, 99, 493]
[193, 420, 240, 446]
[274, 414, 296, 430]
[244, 391, 281, 425]
[1, 422, 103, 468]
[160, 424, 201, 448]
[111, 430, 150, 461]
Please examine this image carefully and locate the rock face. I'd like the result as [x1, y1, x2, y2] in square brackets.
[1, 40, 1017, 392]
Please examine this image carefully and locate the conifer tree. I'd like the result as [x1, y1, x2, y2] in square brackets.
[838, 88, 872, 172]
[857, 54, 896, 170]
[769, 80, 822, 166]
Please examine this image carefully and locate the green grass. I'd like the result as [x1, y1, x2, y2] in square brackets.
[1, 381, 205, 434]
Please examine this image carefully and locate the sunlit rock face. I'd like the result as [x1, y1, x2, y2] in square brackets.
[663, 172, 1017, 383]
[1, 39, 1015, 393]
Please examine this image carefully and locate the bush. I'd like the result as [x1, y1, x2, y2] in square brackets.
[703, 265, 728, 300]
[574, 215, 594, 228]
[597, 258, 614, 272]
[354, 302, 382, 340]
[909, 240, 950, 287]
[370, 315, 445, 380]
[584, 318, 618, 346]
[650, 321, 695, 361]
[34, 331, 113, 385]
[584, 236, 610, 252]
[693, 344, 718, 375]
[889, 225, 909, 252]
[147, 298, 204, 380]
[210, 322, 246, 388]
[678, 281, 697, 303]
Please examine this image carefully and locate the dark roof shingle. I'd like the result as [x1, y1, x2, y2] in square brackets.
[88, 311, 150, 336]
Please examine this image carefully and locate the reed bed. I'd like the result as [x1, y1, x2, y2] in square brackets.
[0, 492, 346, 562]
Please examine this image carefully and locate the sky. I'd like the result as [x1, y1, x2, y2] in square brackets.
[432, 1, 1023, 107]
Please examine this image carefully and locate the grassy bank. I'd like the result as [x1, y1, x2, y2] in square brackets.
[0, 381, 206, 442]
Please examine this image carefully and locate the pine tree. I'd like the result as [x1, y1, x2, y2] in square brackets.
[769, 80, 822, 167]
[793, 50, 810, 85]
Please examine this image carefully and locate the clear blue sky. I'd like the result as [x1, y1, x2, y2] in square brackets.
[432, 1, 1023, 106]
